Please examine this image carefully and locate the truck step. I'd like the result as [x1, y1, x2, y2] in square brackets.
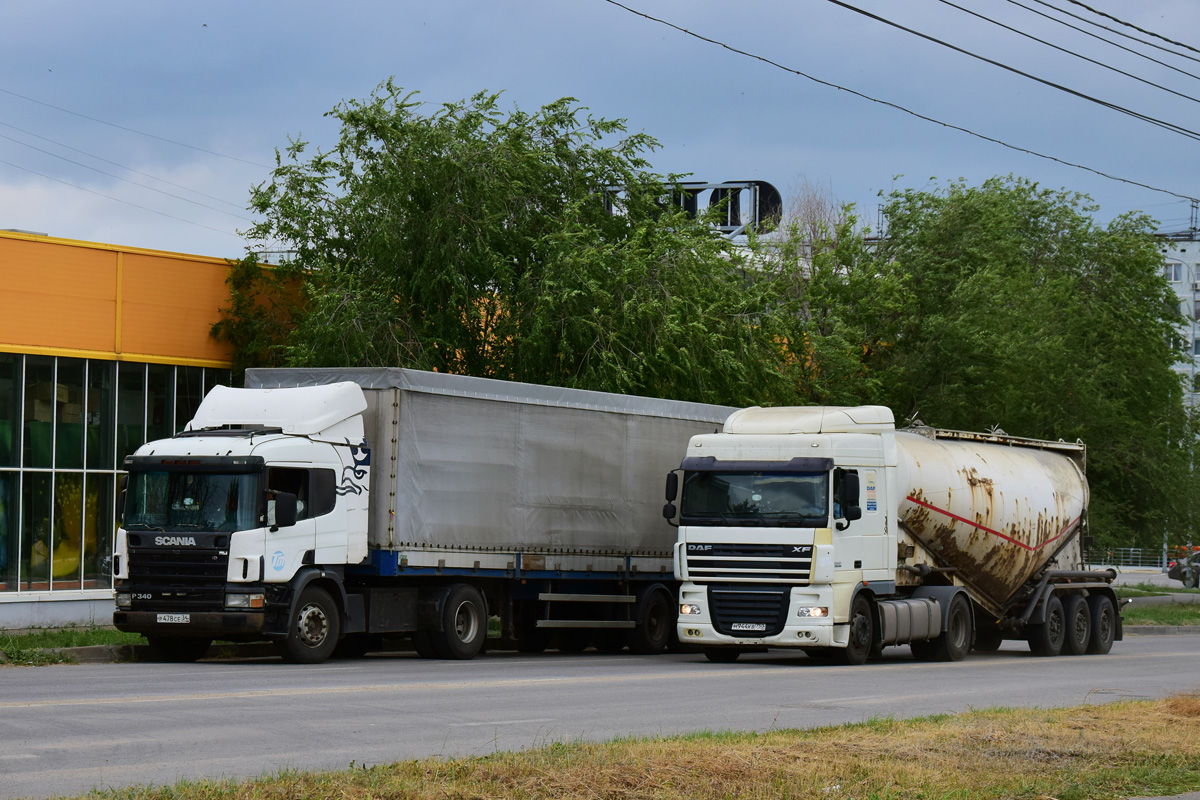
[537, 593, 636, 603]
[534, 620, 637, 629]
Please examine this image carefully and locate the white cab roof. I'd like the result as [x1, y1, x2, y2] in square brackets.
[723, 405, 895, 434]
[186, 382, 367, 441]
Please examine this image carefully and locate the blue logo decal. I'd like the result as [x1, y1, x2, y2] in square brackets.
[271, 551, 286, 571]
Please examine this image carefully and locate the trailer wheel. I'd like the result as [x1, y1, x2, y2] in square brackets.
[838, 594, 874, 665]
[1085, 595, 1116, 655]
[703, 647, 741, 663]
[1028, 594, 1065, 657]
[629, 585, 675, 655]
[429, 583, 486, 660]
[1062, 595, 1091, 656]
[146, 635, 212, 663]
[276, 586, 340, 664]
[929, 594, 972, 662]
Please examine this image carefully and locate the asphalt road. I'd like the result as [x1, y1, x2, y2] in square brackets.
[2, 634, 1198, 800]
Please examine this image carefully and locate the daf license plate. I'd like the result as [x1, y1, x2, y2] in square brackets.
[731, 622, 767, 632]
[157, 613, 190, 624]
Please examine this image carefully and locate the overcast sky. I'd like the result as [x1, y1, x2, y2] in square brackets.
[1, 0, 1197, 258]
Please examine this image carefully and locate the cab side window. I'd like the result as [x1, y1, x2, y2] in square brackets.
[267, 467, 338, 521]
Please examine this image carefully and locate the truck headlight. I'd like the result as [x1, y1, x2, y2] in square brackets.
[115, 592, 132, 609]
[226, 592, 265, 609]
[797, 606, 829, 618]
[680, 603, 702, 615]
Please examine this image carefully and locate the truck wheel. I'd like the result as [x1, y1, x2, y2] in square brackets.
[429, 583, 486, 660]
[629, 586, 675, 654]
[838, 595, 874, 665]
[276, 586, 340, 664]
[703, 647, 741, 663]
[928, 594, 972, 662]
[1085, 595, 1116, 655]
[146, 635, 212, 663]
[1062, 595, 1091, 656]
[1028, 594, 1065, 657]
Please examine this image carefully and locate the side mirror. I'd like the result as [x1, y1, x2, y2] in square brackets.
[271, 492, 298, 531]
[665, 471, 679, 502]
[842, 471, 860, 506]
[116, 475, 128, 520]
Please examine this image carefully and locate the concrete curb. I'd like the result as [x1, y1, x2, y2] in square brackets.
[1123, 626, 1200, 636]
[1121, 592, 1200, 606]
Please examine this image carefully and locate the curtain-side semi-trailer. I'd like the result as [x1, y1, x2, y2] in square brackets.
[666, 405, 1122, 664]
[113, 368, 733, 663]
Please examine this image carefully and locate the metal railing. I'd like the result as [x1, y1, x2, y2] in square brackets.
[1084, 547, 1168, 569]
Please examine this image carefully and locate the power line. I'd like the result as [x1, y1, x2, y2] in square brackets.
[821, 0, 1200, 143]
[0, 120, 246, 210]
[1031, 0, 1200, 66]
[1063, 0, 1200, 57]
[599, 0, 1197, 202]
[0, 86, 273, 169]
[0, 130, 254, 221]
[1001, 0, 1200, 83]
[0, 157, 245, 238]
[933, 0, 1200, 105]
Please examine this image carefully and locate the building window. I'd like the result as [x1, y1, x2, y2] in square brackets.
[1165, 262, 1183, 283]
[0, 355, 231, 594]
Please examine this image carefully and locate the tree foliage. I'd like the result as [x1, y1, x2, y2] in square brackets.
[766, 176, 1188, 548]
[216, 82, 789, 405]
[213, 83, 1192, 547]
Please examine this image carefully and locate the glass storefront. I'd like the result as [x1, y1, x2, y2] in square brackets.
[0, 354, 230, 594]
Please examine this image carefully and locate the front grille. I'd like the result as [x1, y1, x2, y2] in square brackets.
[127, 547, 229, 610]
[708, 585, 789, 637]
[686, 543, 812, 583]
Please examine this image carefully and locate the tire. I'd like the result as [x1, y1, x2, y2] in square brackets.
[1028, 594, 1065, 657]
[628, 586, 675, 655]
[428, 583, 486, 660]
[276, 586, 340, 664]
[837, 594, 874, 665]
[1062, 595, 1091, 656]
[1086, 595, 1116, 655]
[146, 635, 212, 663]
[928, 594, 972, 662]
[972, 625, 1003, 652]
[703, 647, 741, 663]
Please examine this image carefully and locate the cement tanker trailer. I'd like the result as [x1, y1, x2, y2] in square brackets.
[665, 405, 1120, 664]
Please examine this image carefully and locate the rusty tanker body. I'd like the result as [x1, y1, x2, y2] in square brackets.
[669, 406, 1120, 664]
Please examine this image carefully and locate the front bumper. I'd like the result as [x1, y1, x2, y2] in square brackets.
[677, 582, 841, 648]
[114, 610, 266, 638]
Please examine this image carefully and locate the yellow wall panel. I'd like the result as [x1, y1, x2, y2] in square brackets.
[0, 237, 117, 352]
[121, 253, 232, 362]
[0, 232, 233, 366]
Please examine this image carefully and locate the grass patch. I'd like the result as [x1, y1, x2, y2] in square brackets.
[68, 694, 1200, 800]
[0, 626, 145, 667]
[1123, 603, 1200, 626]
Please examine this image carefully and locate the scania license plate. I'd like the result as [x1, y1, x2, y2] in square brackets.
[730, 622, 767, 632]
[157, 613, 190, 624]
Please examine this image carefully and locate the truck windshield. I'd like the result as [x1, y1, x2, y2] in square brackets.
[680, 471, 829, 527]
[124, 471, 260, 533]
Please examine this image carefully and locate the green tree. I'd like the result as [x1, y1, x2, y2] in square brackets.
[218, 81, 791, 405]
[866, 176, 1185, 548]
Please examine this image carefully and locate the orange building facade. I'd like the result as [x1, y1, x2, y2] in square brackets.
[0, 230, 234, 629]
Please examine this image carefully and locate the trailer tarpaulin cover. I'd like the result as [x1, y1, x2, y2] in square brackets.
[246, 368, 734, 555]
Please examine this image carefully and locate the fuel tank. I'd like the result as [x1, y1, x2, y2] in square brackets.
[894, 429, 1088, 610]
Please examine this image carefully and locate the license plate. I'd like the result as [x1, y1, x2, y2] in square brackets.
[157, 613, 190, 624]
[731, 622, 767, 632]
